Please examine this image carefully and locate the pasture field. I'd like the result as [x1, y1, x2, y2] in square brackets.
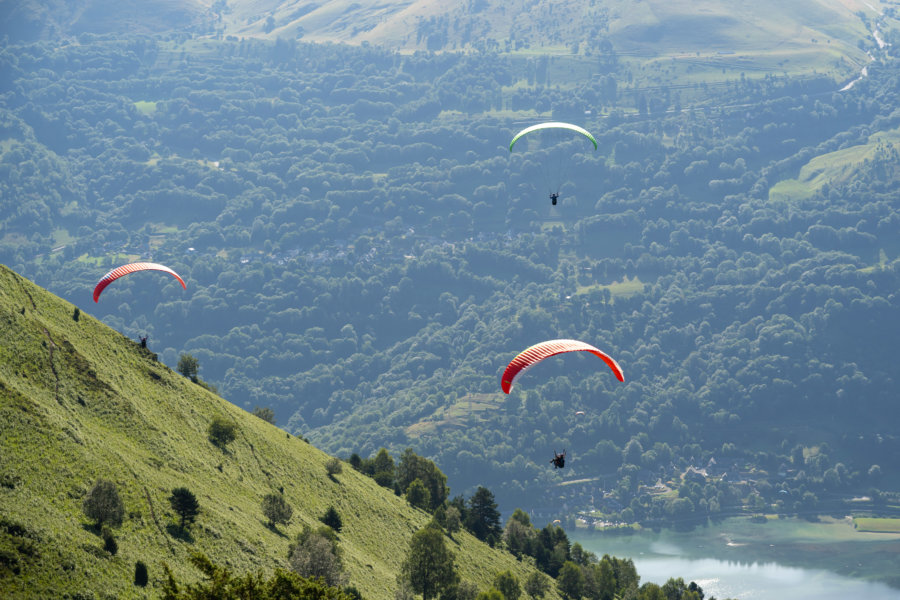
[133, 100, 157, 116]
[405, 393, 502, 437]
[769, 128, 900, 203]
[576, 276, 645, 301]
[854, 517, 900, 533]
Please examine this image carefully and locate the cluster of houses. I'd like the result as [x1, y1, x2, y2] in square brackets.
[527, 455, 788, 529]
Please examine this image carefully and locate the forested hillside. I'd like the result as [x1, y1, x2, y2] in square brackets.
[2, 30, 900, 529]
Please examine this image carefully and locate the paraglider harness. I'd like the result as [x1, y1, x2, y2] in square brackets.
[550, 449, 566, 469]
[549, 192, 559, 206]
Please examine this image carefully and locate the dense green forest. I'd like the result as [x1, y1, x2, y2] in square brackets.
[2, 31, 900, 529]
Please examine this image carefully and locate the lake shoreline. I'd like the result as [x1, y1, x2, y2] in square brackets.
[571, 516, 900, 599]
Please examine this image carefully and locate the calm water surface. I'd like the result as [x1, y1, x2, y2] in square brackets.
[572, 521, 900, 600]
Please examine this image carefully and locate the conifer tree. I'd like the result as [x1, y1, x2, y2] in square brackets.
[169, 487, 200, 529]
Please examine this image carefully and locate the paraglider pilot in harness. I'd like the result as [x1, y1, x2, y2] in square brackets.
[549, 192, 559, 206]
[550, 449, 566, 469]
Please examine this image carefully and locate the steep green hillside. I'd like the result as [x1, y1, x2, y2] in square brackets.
[0, 265, 559, 599]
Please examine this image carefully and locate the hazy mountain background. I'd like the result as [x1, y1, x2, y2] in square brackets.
[0, 0, 211, 41]
[2, 0, 879, 69]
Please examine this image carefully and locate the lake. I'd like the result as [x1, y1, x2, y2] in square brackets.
[570, 517, 900, 600]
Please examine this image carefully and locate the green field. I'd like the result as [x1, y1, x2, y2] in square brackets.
[576, 276, 645, 301]
[770, 128, 900, 203]
[854, 517, 900, 533]
[50, 227, 75, 248]
[133, 100, 157, 115]
[406, 393, 502, 437]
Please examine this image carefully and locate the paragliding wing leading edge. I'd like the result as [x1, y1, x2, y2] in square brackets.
[93, 262, 186, 303]
[508, 122, 599, 152]
[500, 339, 624, 394]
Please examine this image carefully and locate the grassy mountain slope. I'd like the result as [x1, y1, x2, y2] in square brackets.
[0, 0, 211, 42]
[608, 0, 874, 84]
[0, 265, 558, 599]
[219, 0, 877, 80]
[4, 0, 880, 85]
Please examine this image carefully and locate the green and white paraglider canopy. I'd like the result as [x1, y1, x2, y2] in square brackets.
[508, 122, 598, 153]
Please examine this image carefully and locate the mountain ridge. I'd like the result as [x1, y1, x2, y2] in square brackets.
[3, 0, 881, 86]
